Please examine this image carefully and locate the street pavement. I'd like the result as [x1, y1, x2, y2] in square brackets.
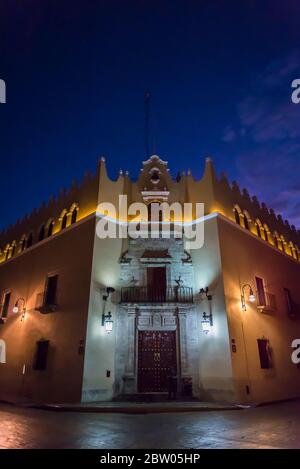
[0, 401, 299, 449]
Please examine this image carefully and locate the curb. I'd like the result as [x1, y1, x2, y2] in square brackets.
[5, 398, 299, 414]
[30, 403, 243, 414]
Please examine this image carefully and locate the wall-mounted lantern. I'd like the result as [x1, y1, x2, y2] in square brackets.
[241, 284, 256, 311]
[200, 287, 213, 334]
[201, 312, 213, 334]
[101, 287, 115, 333]
[102, 311, 113, 333]
[12, 298, 27, 321]
[200, 287, 212, 301]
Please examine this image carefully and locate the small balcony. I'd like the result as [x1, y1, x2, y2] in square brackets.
[120, 286, 193, 304]
[257, 291, 277, 313]
[35, 292, 59, 314]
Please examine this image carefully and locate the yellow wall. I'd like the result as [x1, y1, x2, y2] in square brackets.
[0, 217, 95, 403]
[218, 215, 300, 403]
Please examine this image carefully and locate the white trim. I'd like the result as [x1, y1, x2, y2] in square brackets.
[0, 339, 6, 364]
[142, 155, 168, 166]
[0, 290, 11, 319]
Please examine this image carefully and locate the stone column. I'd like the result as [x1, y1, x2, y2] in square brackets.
[123, 309, 137, 393]
[178, 311, 189, 376]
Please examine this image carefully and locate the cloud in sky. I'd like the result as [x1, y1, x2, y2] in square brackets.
[222, 126, 237, 143]
[222, 51, 300, 228]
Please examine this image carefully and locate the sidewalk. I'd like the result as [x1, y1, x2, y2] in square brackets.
[32, 400, 246, 414]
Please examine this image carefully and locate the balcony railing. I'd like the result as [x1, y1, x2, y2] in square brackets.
[121, 286, 193, 304]
[35, 292, 59, 314]
[257, 291, 277, 312]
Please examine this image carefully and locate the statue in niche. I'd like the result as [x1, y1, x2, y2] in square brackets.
[130, 276, 138, 285]
[153, 312, 161, 327]
[174, 276, 183, 302]
[175, 275, 183, 287]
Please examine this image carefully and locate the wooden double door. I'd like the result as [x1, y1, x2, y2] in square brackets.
[138, 330, 177, 392]
[147, 267, 167, 302]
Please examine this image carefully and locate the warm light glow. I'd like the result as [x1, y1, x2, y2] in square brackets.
[12, 306, 19, 314]
[249, 293, 256, 303]
[201, 319, 211, 334]
[241, 284, 256, 311]
[105, 319, 113, 333]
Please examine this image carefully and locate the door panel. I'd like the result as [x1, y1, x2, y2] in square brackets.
[138, 330, 177, 392]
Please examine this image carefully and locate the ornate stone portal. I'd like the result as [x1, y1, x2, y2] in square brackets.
[115, 237, 198, 396]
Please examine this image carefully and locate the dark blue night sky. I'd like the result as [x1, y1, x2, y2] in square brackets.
[1, 0, 300, 230]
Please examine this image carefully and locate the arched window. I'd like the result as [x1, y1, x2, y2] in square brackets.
[20, 236, 26, 252]
[290, 242, 297, 260]
[47, 220, 55, 237]
[273, 232, 279, 250]
[233, 207, 241, 225]
[69, 203, 79, 225]
[71, 208, 77, 225]
[5, 245, 10, 261]
[11, 243, 16, 258]
[61, 211, 68, 230]
[26, 233, 33, 249]
[264, 224, 271, 244]
[38, 225, 45, 242]
[255, 219, 264, 239]
[281, 235, 288, 254]
[243, 211, 250, 231]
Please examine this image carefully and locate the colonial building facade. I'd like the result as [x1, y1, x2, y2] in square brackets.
[0, 155, 300, 404]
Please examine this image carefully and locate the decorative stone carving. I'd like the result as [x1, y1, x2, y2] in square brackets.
[119, 250, 132, 264]
[182, 250, 192, 264]
[153, 312, 161, 327]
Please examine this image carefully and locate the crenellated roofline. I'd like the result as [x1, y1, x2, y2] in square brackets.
[0, 155, 299, 264]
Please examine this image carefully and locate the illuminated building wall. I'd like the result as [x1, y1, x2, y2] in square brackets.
[0, 156, 299, 403]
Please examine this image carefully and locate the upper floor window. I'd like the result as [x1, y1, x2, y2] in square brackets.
[256, 276, 266, 307]
[45, 274, 58, 306]
[1, 291, 11, 319]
